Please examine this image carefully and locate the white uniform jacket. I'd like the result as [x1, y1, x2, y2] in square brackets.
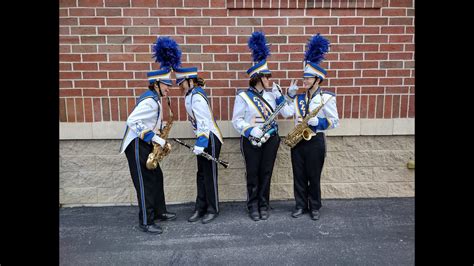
[185, 86, 223, 148]
[232, 87, 294, 138]
[119, 90, 164, 154]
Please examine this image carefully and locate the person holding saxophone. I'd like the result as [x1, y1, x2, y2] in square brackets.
[175, 60, 224, 224]
[285, 34, 339, 221]
[118, 36, 179, 234]
[231, 31, 294, 221]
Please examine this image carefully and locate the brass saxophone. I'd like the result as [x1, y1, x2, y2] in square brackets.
[284, 96, 332, 148]
[146, 97, 174, 170]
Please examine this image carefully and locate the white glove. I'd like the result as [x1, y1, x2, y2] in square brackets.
[152, 135, 166, 148]
[307, 117, 319, 126]
[272, 83, 282, 98]
[250, 127, 264, 138]
[288, 79, 298, 97]
[193, 145, 205, 155]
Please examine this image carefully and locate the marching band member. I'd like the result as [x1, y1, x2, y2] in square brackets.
[287, 34, 340, 221]
[175, 65, 224, 224]
[231, 31, 293, 221]
[118, 36, 179, 234]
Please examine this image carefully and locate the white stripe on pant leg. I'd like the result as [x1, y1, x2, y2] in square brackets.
[211, 134, 219, 213]
[240, 137, 249, 204]
[135, 138, 147, 225]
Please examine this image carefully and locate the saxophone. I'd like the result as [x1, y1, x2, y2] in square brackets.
[284, 96, 332, 148]
[146, 97, 174, 170]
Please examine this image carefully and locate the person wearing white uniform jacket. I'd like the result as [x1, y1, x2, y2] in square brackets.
[232, 31, 294, 222]
[119, 36, 180, 234]
[175, 65, 224, 224]
[286, 34, 340, 221]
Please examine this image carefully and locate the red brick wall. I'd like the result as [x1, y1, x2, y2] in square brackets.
[59, 0, 414, 123]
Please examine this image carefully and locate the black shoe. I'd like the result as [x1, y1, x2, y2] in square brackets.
[155, 212, 177, 222]
[260, 210, 269, 220]
[291, 208, 305, 218]
[202, 213, 218, 224]
[310, 210, 320, 220]
[188, 210, 205, 222]
[249, 211, 260, 221]
[138, 224, 163, 234]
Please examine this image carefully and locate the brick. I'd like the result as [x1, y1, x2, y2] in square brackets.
[203, 63, 226, 71]
[99, 63, 124, 70]
[389, 53, 413, 60]
[157, 0, 182, 7]
[73, 63, 98, 71]
[202, 8, 227, 16]
[390, 18, 413, 25]
[382, 8, 406, 16]
[331, 44, 354, 52]
[356, 9, 381, 16]
[399, 95, 408, 118]
[60, 54, 81, 62]
[314, 18, 337, 25]
[180, 45, 202, 53]
[228, 45, 248, 53]
[127, 80, 145, 88]
[304, 26, 330, 35]
[74, 98, 84, 122]
[305, 9, 330, 16]
[339, 53, 364, 60]
[177, 27, 202, 35]
[109, 72, 134, 79]
[70, 8, 95, 16]
[331, 8, 355, 16]
[364, 53, 388, 60]
[331, 26, 355, 35]
[338, 70, 361, 78]
[339, 36, 363, 43]
[80, 18, 105, 25]
[186, 18, 210, 26]
[212, 71, 236, 79]
[288, 18, 312, 25]
[132, 18, 158, 26]
[210, 0, 225, 7]
[75, 80, 100, 88]
[60, 63, 72, 71]
[101, 98, 110, 121]
[60, 81, 73, 88]
[159, 17, 184, 26]
[374, 95, 384, 118]
[366, 95, 375, 118]
[330, 79, 354, 86]
[60, 18, 78, 26]
[96, 8, 122, 16]
[263, 18, 286, 26]
[83, 72, 108, 79]
[280, 27, 304, 34]
[356, 26, 380, 34]
[380, 78, 402, 85]
[133, 36, 156, 44]
[84, 98, 93, 122]
[389, 35, 413, 43]
[382, 95, 392, 118]
[60, 89, 82, 97]
[355, 78, 378, 85]
[365, 35, 388, 43]
[93, 98, 102, 121]
[125, 63, 150, 70]
[188, 54, 213, 62]
[98, 45, 123, 53]
[78, 0, 103, 6]
[404, 77, 414, 86]
[390, 0, 413, 7]
[109, 89, 133, 96]
[363, 70, 386, 77]
[254, 9, 279, 16]
[60, 0, 77, 7]
[105, 0, 130, 6]
[391, 95, 400, 118]
[365, 18, 388, 25]
[380, 61, 403, 68]
[211, 36, 236, 44]
[60, 72, 82, 80]
[339, 18, 363, 25]
[387, 70, 410, 77]
[98, 27, 122, 35]
[237, 18, 261, 26]
[279, 62, 303, 70]
[110, 98, 119, 121]
[106, 18, 132, 25]
[82, 54, 107, 62]
[151, 27, 176, 35]
[150, 8, 175, 16]
[211, 18, 235, 26]
[131, 0, 156, 7]
[102, 80, 126, 88]
[123, 8, 148, 16]
[330, 62, 354, 69]
[215, 54, 238, 61]
[177, 9, 201, 16]
[359, 95, 368, 118]
[355, 44, 379, 52]
[183, 0, 209, 7]
[60, 36, 80, 44]
[81, 36, 106, 43]
[66, 98, 76, 122]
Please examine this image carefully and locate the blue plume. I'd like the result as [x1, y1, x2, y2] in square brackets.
[304, 33, 330, 64]
[248, 31, 270, 62]
[152, 36, 182, 69]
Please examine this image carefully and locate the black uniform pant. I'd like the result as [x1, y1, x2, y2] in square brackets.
[291, 132, 326, 211]
[125, 138, 167, 226]
[240, 135, 280, 213]
[195, 132, 222, 214]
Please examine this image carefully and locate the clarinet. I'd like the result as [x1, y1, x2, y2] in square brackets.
[172, 138, 229, 168]
[249, 96, 289, 147]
